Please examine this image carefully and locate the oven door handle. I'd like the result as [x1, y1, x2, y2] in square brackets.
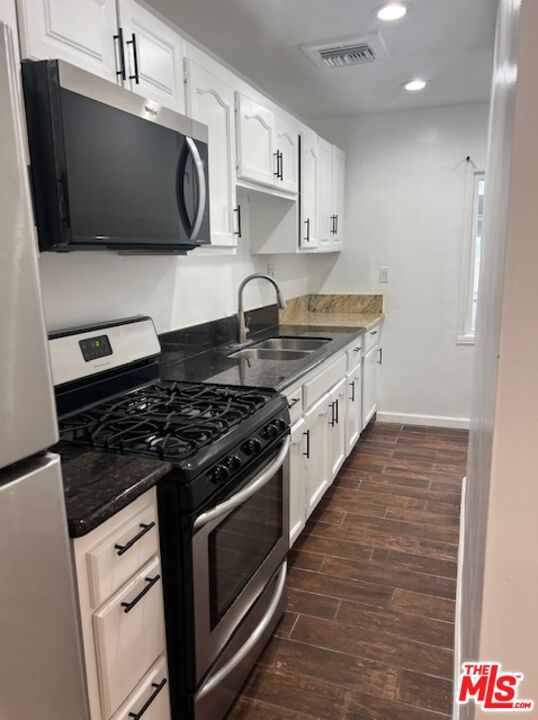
[196, 562, 287, 702]
[193, 435, 290, 531]
[186, 136, 207, 243]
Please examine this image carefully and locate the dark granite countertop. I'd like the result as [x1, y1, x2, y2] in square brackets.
[159, 323, 368, 391]
[57, 443, 172, 538]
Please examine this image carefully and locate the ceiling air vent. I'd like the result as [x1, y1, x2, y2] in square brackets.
[302, 33, 389, 70]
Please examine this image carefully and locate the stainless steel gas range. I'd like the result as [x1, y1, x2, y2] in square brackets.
[49, 316, 290, 720]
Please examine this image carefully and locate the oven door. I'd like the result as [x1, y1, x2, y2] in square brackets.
[192, 435, 290, 684]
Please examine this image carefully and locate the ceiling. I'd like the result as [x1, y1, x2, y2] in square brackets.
[146, 0, 498, 120]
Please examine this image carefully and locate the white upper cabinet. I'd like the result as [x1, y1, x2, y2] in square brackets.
[17, 0, 119, 80]
[117, 0, 185, 113]
[235, 92, 276, 188]
[331, 145, 345, 248]
[317, 137, 333, 250]
[300, 127, 319, 250]
[185, 56, 237, 247]
[275, 113, 299, 194]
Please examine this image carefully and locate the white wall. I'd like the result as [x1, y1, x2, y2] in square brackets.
[39, 198, 308, 333]
[309, 103, 489, 426]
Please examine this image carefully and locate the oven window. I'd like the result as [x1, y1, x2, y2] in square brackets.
[208, 469, 283, 629]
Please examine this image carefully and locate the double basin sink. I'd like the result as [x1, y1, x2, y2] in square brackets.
[229, 336, 331, 362]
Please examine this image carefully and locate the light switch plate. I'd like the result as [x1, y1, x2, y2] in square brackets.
[379, 266, 389, 283]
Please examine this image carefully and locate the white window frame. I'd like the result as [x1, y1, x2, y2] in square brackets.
[457, 169, 485, 345]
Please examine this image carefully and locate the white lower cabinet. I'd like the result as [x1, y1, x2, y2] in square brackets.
[286, 326, 381, 544]
[346, 364, 362, 454]
[287, 417, 307, 547]
[112, 657, 170, 720]
[362, 344, 379, 429]
[328, 377, 347, 481]
[304, 391, 331, 516]
[72, 488, 170, 720]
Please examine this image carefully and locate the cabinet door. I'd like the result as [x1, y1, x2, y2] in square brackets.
[304, 391, 330, 516]
[118, 0, 185, 113]
[275, 114, 298, 194]
[17, 0, 119, 81]
[328, 378, 347, 480]
[235, 92, 276, 187]
[362, 345, 379, 429]
[287, 418, 307, 547]
[185, 58, 236, 247]
[346, 367, 362, 455]
[331, 145, 345, 248]
[317, 138, 333, 251]
[300, 128, 319, 249]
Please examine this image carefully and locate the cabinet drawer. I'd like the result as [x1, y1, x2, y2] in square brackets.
[282, 385, 303, 424]
[111, 656, 170, 720]
[303, 355, 346, 411]
[363, 326, 381, 354]
[87, 499, 159, 608]
[94, 557, 166, 718]
[346, 343, 362, 373]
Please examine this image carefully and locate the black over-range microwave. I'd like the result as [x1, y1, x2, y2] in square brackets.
[22, 59, 210, 253]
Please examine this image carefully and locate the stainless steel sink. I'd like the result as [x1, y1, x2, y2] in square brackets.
[251, 337, 331, 351]
[228, 348, 311, 361]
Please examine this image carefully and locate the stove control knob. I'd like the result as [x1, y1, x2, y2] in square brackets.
[210, 464, 230, 484]
[265, 422, 279, 439]
[242, 438, 262, 456]
[276, 418, 288, 432]
[225, 455, 242, 472]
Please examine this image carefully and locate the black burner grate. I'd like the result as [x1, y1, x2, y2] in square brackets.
[58, 381, 275, 461]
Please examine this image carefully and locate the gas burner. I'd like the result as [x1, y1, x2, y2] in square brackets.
[58, 381, 278, 463]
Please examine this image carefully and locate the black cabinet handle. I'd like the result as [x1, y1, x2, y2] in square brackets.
[114, 522, 155, 557]
[350, 381, 355, 402]
[329, 401, 336, 427]
[335, 398, 339, 425]
[128, 679, 167, 719]
[121, 574, 160, 614]
[274, 151, 280, 177]
[353, 346, 361, 353]
[303, 429, 310, 458]
[233, 206, 242, 237]
[113, 27, 126, 81]
[127, 33, 140, 84]
[304, 218, 310, 242]
[335, 215, 339, 234]
[378, 347, 383, 365]
[279, 150, 284, 181]
[288, 397, 300, 409]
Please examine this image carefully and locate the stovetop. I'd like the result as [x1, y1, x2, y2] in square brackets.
[59, 381, 281, 462]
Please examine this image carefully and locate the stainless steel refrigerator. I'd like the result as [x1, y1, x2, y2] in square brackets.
[0, 22, 90, 720]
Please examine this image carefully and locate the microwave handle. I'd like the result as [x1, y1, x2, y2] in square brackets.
[196, 562, 287, 702]
[193, 435, 290, 530]
[186, 137, 206, 243]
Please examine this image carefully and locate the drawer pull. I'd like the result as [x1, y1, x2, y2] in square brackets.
[287, 397, 300, 408]
[353, 346, 361, 352]
[121, 574, 160, 614]
[114, 522, 156, 557]
[128, 678, 167, 719]
[370, 330, 378, 336]
[303, 429, 310, 459]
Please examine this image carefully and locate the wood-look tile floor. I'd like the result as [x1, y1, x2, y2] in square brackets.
[227, 421, 467, 720]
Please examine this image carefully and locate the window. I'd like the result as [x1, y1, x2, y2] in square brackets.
[458, 170, 485, 344]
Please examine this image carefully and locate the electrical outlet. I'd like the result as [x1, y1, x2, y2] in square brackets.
[379, 266, 389, 283]
[267, 262, 276, 278]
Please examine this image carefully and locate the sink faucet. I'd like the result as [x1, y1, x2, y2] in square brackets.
[237, 273, 287, 344]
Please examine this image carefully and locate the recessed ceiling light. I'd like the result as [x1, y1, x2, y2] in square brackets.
[403, 79, 427, 92]
[377, 3, 408, 21]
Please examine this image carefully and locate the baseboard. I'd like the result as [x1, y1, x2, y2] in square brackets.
[453, 475, 467, 720]
[376, 411, 470, 430]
